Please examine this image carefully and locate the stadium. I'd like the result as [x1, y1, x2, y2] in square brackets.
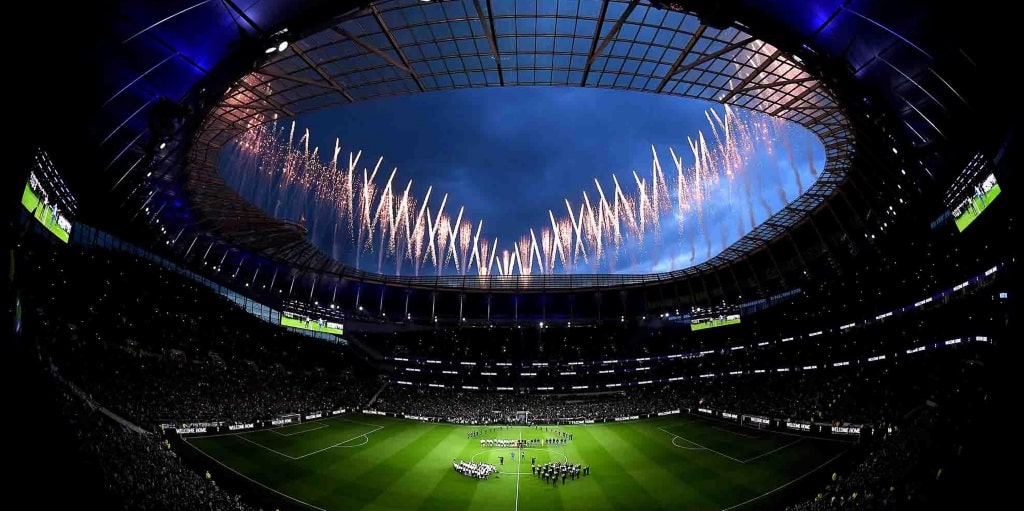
[4, 1, 1015, 510]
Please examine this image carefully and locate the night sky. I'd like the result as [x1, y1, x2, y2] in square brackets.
[221, 86, 823, 275]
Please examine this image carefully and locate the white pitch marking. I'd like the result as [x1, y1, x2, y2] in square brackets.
[335, 434, 370, 448]
[720, 451, 846, 511]
[234, 433, 297, 459]
[658, 426, 745, 464]
[743, 438, 804, 463]
[294, 425, 384, 459]
[270, 423, 329, 437]
[712, 426, 758, 438]
[514, 429, 522, 511]
[671, 437, 706, 450]
[184, 437, 326, 511]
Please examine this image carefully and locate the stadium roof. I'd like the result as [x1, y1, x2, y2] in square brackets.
[48, 0, 1006, 294]
[181, 0, 850, 288]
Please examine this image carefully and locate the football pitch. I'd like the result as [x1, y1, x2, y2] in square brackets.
[186, 414, 850, 511]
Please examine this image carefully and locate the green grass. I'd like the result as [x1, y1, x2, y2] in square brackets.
[186, 414, 848, 511]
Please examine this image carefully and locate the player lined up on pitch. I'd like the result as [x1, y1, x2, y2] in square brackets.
[478, 436, 571, 447]
[533, 461, 590, 485]
[453, 459, 497, 479]
[466, 426, 513, 439]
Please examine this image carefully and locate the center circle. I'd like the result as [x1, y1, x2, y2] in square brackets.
[469, 448, 569, 475]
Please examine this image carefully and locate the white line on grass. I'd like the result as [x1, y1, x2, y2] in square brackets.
[694, 413, 855, 444]
[270, 423, 330, 437]
[658, 427, 746, 464]
[743, 438, 804, 463]
[186, 415, 348, 439]
[514, 428, 522, 511]
[337, 416, 386, 428]
[264, 414, 337, 432]
[294, 425, 384, 459]
[671, 437, 705, 450]
[719, 451, 846, 511]
[184, 437, 326, 511]
[335, 435, 370, 448]
[712, 426, 759, 439]
[234, 434, 298, 459]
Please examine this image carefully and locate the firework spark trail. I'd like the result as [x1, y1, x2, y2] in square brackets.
[686, 227, 696, 263]
[446, 207, 465, 272]
[785, 133, 804, 195]
[459, 218, 473, 276]
[806, 144, 819, 178]
[564, 199, 587, 268]
[225, 106, 808, 275]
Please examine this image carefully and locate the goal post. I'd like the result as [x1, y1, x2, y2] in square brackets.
[516, 411, 530, 424]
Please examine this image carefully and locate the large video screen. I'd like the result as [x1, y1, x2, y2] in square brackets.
[952, 173, 1001, 232]
[281, 312, 344, 335]
[691, 313, 741, 331]
[22, 172, 72, 243]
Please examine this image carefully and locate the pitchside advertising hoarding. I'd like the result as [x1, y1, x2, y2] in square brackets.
[164, 409, 347, 435]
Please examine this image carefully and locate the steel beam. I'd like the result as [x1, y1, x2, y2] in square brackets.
[669, 36, 756, 78]
[370, 5, 425, 91]
[581, 0, 638, 86]
[719, 48, 781, 103]
[472, 0, 504, 86]
[656, 24, 706, 93]
[289, 45, 356, 102]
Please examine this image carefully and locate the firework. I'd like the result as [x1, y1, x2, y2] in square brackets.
[224, 106, 815, 275]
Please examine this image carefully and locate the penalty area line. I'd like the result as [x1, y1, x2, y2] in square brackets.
[671, 437, 705, 450]
[720, 450, 846, 511]
[234, 434, 297, 460]
[658, 427, 746, 464]
[743, 438, 804, 463]
[183, 437, 326, 511]
[712, 426, 759, 439]
[270, 423, 330, 437]
[294, 425, 384, 459]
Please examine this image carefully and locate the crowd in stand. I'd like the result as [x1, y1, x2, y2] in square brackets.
[373, 386, 687, 423]
[783, 354, 990, 511]
[21, 245, 377, 428]
[50, 339, 375, 428]
[14, 238, 1002, 510]
[373, 348, 981, 428]
[50, 372, 260, 511]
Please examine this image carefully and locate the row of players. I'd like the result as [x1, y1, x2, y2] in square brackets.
[453, 460, 497, 479]
[479, 437, 570, 448]
[533, 462, 590, 484]
[466, 425, 514, 439]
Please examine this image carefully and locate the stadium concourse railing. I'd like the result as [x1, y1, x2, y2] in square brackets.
[376, 331, 991, 436]
[68, 223, 347, 344]
[380, 264, 1002, 375]
[158, 330, 992, 444]
[158, 264, 1000, 440]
